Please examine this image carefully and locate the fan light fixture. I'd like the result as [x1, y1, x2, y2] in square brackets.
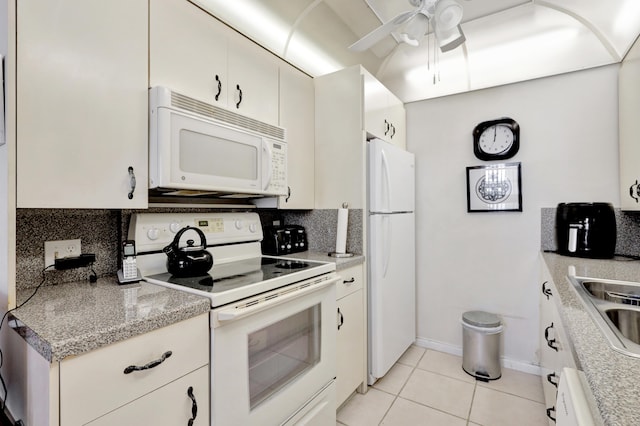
[434, 0, 463, 30]
[399, 12, 430, 46]
[433, 0, 465, 52]
[349, 0, 466, 53]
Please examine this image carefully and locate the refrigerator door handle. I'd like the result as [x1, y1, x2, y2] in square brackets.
[382, 215, 391, 277]
[381, 150, 391, 212]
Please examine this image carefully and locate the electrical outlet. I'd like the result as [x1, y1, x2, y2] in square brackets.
[44, 239, 81, 268]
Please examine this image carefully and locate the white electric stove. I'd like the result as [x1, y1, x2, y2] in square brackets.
[128, 212, 338, 426]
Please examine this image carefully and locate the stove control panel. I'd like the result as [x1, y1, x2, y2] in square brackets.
[129, 212, 262, 253]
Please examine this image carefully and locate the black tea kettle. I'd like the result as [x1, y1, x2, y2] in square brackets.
[162, 226, 214, 277]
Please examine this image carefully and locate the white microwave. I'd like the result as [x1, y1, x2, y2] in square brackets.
[149, 86, 287, 197]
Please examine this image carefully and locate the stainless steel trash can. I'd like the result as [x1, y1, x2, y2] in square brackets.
[462, 311, 502, 381]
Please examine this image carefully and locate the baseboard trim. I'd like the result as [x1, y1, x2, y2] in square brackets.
[414, 337, 541, 376]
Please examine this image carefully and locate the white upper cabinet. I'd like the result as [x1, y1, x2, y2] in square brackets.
[226, 31, 279, 125]
[315, 65, 405, 209]
[150, 0, 229, 107]
[619, 34, 640, 210]
[315, 66, 366, 210]
[150, 0, 279, 125]
[16, 0, 148, 208]
[277, 64, 315, 209]
[364, 70, 406, 148]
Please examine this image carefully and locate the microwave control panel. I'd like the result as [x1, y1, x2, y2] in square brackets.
[267, 140, 288, 195]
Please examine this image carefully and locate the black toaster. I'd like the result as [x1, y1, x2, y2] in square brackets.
[262, 225, 308, 255]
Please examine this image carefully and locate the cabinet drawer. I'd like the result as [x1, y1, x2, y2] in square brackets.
[60, 314, 208, 426]
[337, 264, 364, 300]
[87, 365, 209, 426]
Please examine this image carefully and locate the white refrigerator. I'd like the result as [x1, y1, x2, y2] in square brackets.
[367, 138, 416, 384]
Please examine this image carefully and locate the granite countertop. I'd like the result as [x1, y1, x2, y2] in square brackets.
[541, 252, 640, 426]
[282, 250, 365, 270]
[10, 277, 211, 362]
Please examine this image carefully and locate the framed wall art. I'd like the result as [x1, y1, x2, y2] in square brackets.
[466, 162, 522, 212]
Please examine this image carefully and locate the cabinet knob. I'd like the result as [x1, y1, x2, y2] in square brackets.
[390, 124, 396, 138]
[215, 75, 222, 101]
[546, 372, 559, 388]
[127, 166, 136, 200]
[343, 277, 355, 285]
[285, 186, 291, 203]
[384, 119, 390, 135]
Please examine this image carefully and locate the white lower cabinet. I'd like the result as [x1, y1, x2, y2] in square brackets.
[59, 314, 209, 425]
[539, 261, 576, 426]
[336, 264, 366, 407]
[86, 366, 209, 426]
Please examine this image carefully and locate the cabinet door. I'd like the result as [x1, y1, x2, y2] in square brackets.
[278, 64, 315, 209]
[314, 66, 366, 209]
[619, 35, 640, 210]
[336, 263, 365, 407]
[87, 366, 209, 426]
[364, 72, 389, 141]
[16, 0, 148, 208]
[227, 31, 279, 125]
[150, 0, 228, 106]
[336, 288, 365, 407]
[386, 93, 406, 149]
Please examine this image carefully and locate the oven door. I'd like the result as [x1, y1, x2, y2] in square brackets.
[210, 275, 338, 426]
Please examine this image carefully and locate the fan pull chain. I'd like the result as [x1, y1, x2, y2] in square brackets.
[427, 19, 431, 71]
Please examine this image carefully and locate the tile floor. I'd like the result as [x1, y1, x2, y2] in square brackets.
[337, 346, 548, 426]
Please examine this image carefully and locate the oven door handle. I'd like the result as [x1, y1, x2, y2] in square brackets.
[217, 276, 339, 322]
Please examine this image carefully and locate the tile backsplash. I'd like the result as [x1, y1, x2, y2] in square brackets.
[21, 205, 637, 290]
[15, 207, 364, 290]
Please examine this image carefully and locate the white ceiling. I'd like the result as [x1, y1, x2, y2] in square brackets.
[193, 0, 640, 102]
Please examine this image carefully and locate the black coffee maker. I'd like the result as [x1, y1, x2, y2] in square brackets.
[555, 202, 616, 259]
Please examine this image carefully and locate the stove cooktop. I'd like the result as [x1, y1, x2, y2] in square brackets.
[144, 256, 335, 307]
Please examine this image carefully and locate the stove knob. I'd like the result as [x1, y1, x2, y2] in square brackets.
[249, 223, 257, 233]
[147, 227, 159, 240]
[169, 222, 181, 233]
[234, 220, 243, 230]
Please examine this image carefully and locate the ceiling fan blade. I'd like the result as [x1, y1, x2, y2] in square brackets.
[348, 10, 417, 52]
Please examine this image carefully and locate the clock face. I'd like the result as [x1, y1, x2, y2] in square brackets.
[479, 124, 514, 155]
[473, 118, 519, 161]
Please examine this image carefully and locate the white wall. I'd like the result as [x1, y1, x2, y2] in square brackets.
[406, 65, 620, 369]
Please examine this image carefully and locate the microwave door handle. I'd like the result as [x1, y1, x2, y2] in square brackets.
[262, 140, 273, 191]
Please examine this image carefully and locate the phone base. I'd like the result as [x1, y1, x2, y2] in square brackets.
[117, 269, 142, 284]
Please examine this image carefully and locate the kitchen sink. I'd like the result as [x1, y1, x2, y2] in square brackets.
[605, 309, 640, 345]
[581, 280, 640, 305]
[568, 276, 640, 357]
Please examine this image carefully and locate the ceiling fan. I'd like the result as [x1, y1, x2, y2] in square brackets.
[348, 0, 467, 53]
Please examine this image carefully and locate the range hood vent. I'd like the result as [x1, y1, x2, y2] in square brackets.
[170, 91, 285, 140]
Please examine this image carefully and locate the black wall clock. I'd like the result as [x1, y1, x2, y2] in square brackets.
[473, 118, 520, 161]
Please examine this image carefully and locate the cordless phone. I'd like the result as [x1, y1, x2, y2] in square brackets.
[117, 240, 141, 284]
